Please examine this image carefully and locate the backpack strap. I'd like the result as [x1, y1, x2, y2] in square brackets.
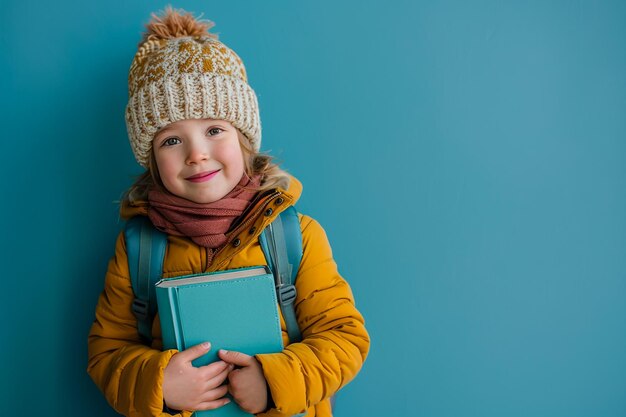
[259, 206, 303, 343]
[125, 216, 167, 344]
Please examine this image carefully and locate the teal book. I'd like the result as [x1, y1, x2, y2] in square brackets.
[155, 266, 284, 417]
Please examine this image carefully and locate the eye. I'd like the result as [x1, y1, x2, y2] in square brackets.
[207, 127, 224, 136]
[160, 137, 181, 147]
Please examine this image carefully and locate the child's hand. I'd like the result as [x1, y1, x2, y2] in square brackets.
[218, 349, 269, 414]
[163, 342, 233, 411]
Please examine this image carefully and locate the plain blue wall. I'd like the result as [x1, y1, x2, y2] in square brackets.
[1, 1, 625, 416]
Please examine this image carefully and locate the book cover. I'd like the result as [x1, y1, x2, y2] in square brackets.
[155, 266, 284, 417]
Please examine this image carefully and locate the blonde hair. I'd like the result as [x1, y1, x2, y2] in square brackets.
[123, 130, 290, 204]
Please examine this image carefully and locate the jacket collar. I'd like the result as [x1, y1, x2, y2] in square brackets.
[121, 175, 303, 270]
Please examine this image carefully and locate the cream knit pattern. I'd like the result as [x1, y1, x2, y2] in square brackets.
[126, 36, 261, 167]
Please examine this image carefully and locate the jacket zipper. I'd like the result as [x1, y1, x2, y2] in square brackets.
[205, 191, 283, 271]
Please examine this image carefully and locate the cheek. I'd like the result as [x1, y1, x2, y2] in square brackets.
[154, 152, 178, 183]
[218, 144, 245, 173]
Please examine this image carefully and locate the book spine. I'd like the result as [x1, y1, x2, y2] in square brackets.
[156, 287, 183, 351]
[170, 288, 184, 350]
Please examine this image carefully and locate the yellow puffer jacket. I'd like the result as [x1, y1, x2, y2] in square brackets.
[87, 177, 370, 417]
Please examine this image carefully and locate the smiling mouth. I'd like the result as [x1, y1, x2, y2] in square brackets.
[185, 170, 220, 182]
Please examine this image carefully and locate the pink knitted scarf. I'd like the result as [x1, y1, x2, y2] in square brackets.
[148, 175, 261, 249]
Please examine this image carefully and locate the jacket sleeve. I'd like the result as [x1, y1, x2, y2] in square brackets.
[255, 215, 370, 416]
[87, 232, 184, 417]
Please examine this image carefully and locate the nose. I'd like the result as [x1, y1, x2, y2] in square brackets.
[185, 141, 209, 165]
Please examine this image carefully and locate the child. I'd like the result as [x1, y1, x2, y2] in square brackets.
[87, 7, 369, 417]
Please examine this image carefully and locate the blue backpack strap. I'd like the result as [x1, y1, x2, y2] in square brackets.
[124, 216, 167, 344]
[259, 206, 303, 343]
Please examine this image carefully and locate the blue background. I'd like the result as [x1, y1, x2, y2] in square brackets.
[1, 1, 625, 416]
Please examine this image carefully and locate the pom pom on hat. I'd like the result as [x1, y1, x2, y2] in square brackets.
[141, 6, 217, 43]
[125, 7, 261, 168]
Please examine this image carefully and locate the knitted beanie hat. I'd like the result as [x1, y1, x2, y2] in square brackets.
[125, 7, 261, 167]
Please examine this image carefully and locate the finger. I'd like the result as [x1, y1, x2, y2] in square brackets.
[218, 349, 254, 367]
[197, 359, 229, 377]
[205, 363, 234, 388]
[180, 342, 212, 363]
[195, 397, 231, 411]
[197, 361, 232, 388]
[227, 381, 239, 400]
[200, 384, 229, 402]
[227, 368, 242, 388]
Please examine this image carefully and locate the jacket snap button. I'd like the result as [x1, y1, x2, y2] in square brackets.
[233, 238, 241, 247]
[275, 197, 284, 205]
[249, 226, 257, 234]
[265, 208, 273, 216]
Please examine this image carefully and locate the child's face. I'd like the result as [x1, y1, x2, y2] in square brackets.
[153, 118, 245, 204]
